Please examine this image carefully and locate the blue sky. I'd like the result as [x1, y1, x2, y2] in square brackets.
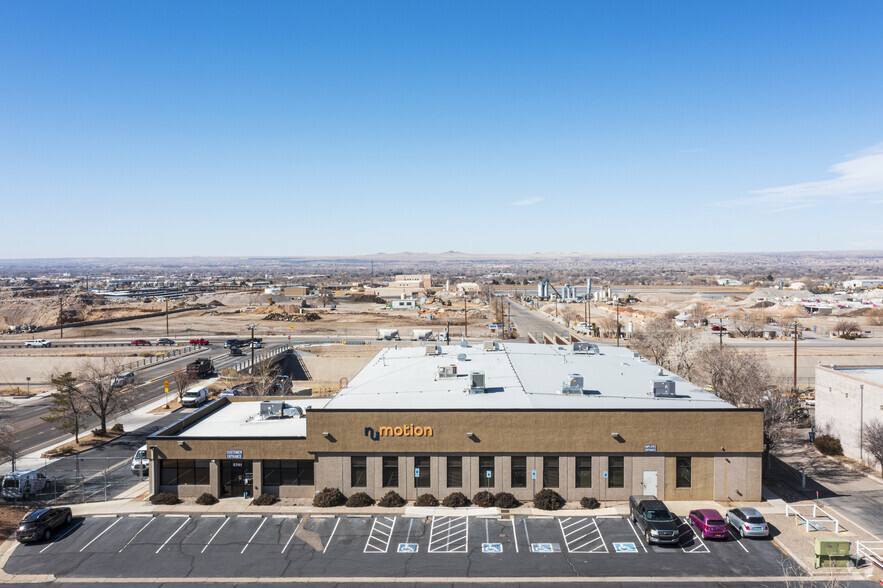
[1, 1, 882, 258]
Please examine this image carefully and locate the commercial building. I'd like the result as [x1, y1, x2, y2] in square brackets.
[147, 342, 763, 502]
[815, 365, 883, 468]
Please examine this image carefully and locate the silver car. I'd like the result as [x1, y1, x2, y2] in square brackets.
[726, 507, 769, 538]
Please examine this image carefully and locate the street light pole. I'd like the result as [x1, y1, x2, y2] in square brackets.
[246, 323, 257, 373]
[616, 302, 621, 347]
[792, 322, 798, 393]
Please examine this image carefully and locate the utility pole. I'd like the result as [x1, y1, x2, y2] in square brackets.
[616, 302, 621, 347]
[792, 322, 798, 393]
[165, 299, 170, 337]
[59, 298, 64, 339]
[247, 323, 257, 374]
[719, 318, 724, 349]
[464, 296, 468, 338]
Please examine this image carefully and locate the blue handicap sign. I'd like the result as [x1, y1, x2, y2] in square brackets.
[531, 543, 554, 553]
[486, 470, 492, 478]
[397, 543, 418, 553]
[531, 470, 536, 480]
[414, 468, 420, 477]
[482, 543, 503, 553]
[613, 542, 638, 553]
[603, 471, 608, 478]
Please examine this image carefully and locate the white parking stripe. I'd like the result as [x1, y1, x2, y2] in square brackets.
[429, 515, 468, 553]
[80, 517, 122, 552]
[728, 529, 750, 552]
[202, 517, 229, 553]
[680, 523, 710, 554]
[39, 519, 84, 553]
[511, 519, 519, 553]
[119, 517, 156, 552]
[558, 518, 608, 553]
[241, 517, 267, 554]
[281, 517, 303, 554]
[322, 517, 341, 553]
[625, 518, 648, 553]
[364, 516, 397, 553]
[156, 518, 190, 554]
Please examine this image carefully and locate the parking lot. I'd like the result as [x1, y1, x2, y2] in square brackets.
[6, 512, 801, 580]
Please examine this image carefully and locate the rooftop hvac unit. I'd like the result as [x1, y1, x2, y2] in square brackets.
[561, 373, 584, 395]
[282, 406, 304, 418]
[469, 371, 486, 393]
[457, 353, 467, 361]
[425, 345, 441, 356]
[572, 342, 599, 355]
[651, 379, 677, 398]
[438, 364, 457, 378]
[460, 338, 469, 348]
[483, 341, 499, 351]
[260, 400, 286, 419]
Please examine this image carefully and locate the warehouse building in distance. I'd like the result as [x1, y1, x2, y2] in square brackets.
[815, 364, 883, 468]
[148, 342, 763, 503]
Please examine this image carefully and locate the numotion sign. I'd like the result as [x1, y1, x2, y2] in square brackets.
[364, 425, 434, 441]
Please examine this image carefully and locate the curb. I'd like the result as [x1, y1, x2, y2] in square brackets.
[811, 447, 883, 488]
[39, 432, 126, 459]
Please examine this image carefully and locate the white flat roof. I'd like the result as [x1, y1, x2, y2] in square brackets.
[179, 397, 331, 438]
[322, 342, 734, 410]
[834, 366, 883, 386]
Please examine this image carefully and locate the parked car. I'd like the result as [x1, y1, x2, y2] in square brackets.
[218, 389, 241, 398]
[710, 325, 727, 332]
[111, 371, 136, 388]
[224, 339, 240, 348]
[1, 470, 52, 500]
[251, 340, 262, 349]
[130, 339, 150, 346]
[629, 495, 680, 544]
[15, 507, 72, 543]
[189, 338, 210, 346]
[24, 339, 51, 348]
[181, 385, 209, 408]
[229, 346, 243, 356]
[156, 338, 175, 346]
[688, 509, 728, 540]
[130, 445, 148, 475]
[726, 507, 769, 538]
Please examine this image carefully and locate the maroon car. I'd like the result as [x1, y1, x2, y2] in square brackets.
[689, 509, 729, 540]
[130, 339, 150, 346]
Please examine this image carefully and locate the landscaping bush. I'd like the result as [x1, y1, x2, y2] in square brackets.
[195, 492, 218, 506]
[533, 488, 564, 511]
[346, 492, 375, 507]
[494, 492, 520, 509]
[377, 490, 406, 508]
[313, 487, 347, 508]
[251, 493, 278, 506]
[814, 434, 843, 455]
[580, 497, 601, 509]
[441, 492, 471, 508]
[111, 423, 125, 433]
[91, 428, 108, 438]
[415, 493, 439, 507]
[472, 490, 495, 508]
[150, 492, 181, 505]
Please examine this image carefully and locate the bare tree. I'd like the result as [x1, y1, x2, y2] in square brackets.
[42, 372, 86, 443]
[0, 399, 17, 470]
[172, 367, 195, 403]
[695, 348, 774, 407]
[863, 419, 883, 476]
[318, 289, 334, 307]
[77, 359, 133, 436]
[833, 321, 861, 339]
[730, 310, 764, 338]
[761, 392, 793, 456]
[630, 318, 676, 366]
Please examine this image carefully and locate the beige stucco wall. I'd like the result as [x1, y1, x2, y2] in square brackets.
[816, 366, 883, 466]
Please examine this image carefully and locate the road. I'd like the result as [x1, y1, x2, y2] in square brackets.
[506, 302, 573, 342]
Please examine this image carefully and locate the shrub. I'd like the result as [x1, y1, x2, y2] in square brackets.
[533, 488, 564, 511]
[150, 492, 181, 505]
[377, 490, 406, 508]
[494, 492, 520, 509]
[441, 492, 470, 508]
[472, 491, 495, 508]
[91, 428, 108, 437]
[346, 492, 375, 507]
[251, 493, 278, 506]
[111, 423, 125, 433]
[195, 492, 218, 505]
[814, 434, 843, 455]
[580, 497, 601, 509]
[313, 487, 346, 508]
[415, 493, 439, 507]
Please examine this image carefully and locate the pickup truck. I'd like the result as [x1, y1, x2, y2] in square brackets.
[24, 339, 51, 348]
[629, 495, 681, 545]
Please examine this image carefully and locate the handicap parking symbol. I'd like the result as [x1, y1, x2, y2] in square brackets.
[397, 543, 418, 553]
[531, 543, 555, 553]
[613, 542, 638, 553]
[482, 543, 503, 553]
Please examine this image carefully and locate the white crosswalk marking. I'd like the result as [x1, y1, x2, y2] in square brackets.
[428, 515, 468, 553]
[364, 516, 397, 553]
[558, 517, 608, 553]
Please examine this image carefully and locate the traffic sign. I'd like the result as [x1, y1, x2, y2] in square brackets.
[531, 470, 536, 480]
[163, 380, 170, 387]
[482, 543, 503, 553]
[486, 470, 492, 479]
[414, 468, 420, 477]
[603, 471, 608, 478]
[613, 542, 638, 553]
[397, 543, 418, 553]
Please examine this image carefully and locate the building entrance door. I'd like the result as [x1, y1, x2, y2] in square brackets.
[642, 470, 658, 496]
[221, 460, 253, 497]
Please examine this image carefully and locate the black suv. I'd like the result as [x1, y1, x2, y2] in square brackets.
[15, 507, 72, 543]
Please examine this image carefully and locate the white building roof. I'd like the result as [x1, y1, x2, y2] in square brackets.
[832, 366, 883, 387]
[179, 397, 331, 438]
[322, 342, 733, 411]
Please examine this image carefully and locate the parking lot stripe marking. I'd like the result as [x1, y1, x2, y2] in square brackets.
[272, 514, 299, 519]
[80, 517, 122, 552]
[522, 519, 531, 545]
[241, 517, 267, 554]
[322, 517, 341, 554]
[728, 529, 750, 552]
[364, 516, 397, 553]
[679, 523, 710, 554]
[156, 518, 190, 554]
[129, 514, 153, 518]
[93, 514, 118, 518]
[120, 517, 156, 553]
[202, 517, 229, 553]
[511, 518, 519, 553]
[39, 519, 84, 553]
[202, 514, 227, 518]
[165, 514, 190, 518]
[281, 517, 303, 554]
[625, 518, 647, 553]
[237, 514, 262, 518]
[405, 518, 414, 544]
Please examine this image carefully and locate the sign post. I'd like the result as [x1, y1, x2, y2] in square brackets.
[163, 380, 170, 409]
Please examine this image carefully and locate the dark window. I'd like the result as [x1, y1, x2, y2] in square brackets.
[160, 460, 177, 485]
[194, 460, 210, 485]
[608, 456, 624, 488]
[382, 457, 399, 487]
[543, 456, 559, 488]
[676, 457, 692, 488]
[414, 456, 430, 488]
[160, 460, 209, 486]
[511, 456, 527, 488]
[446, 456, 462, 487]
[479, 456, 495, 487]
[263, 460, 280, 486]
[351, 456, 367, 487]
[262, 460, 313, 486]
[575, 456, 592, 488]
[296, 459, 314, 485]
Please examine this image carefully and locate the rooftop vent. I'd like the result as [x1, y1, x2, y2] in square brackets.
[572, 342, 599, 355]
[425, 345, 441, 356]
[561, 373, 584, 395]
[460, 338, 469, 348]
[469, 371, 486, 393]
[483, 341, 499, 351]
[438, 364, 457, 379]
[260, 400, 286, 419]
[651, 379, 676, 398]
[457, 353, 467, 361]
[283, 406, 304, 418]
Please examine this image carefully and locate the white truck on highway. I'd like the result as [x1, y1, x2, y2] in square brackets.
[377, 329, 400, 341]
[411, 329, 434, 341]
[24, 339, 51, 348]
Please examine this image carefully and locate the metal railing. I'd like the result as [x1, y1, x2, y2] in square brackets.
[785, 503, 840, 533]
[856, 541, 883, 569]
[230, 344, 292, 373]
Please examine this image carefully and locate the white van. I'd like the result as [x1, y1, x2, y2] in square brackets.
[181, 385, 209, 408]
[1, 470, 51, 500]
[131, 445, 149, 475]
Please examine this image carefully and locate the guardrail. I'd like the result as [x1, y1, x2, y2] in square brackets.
[784, 503, 840, 533]
[123, 345, 202, 370]
[856, 541, 883, 569]
[231, 344, 292, 373]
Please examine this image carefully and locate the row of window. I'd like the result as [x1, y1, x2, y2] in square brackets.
[350, 456, 692, 489]
[262, 460, 315, 486]
[160, 460, 210, 486]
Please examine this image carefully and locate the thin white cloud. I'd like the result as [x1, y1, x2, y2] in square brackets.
[718, 143, 883, 210]
[510, 197, 544, 207]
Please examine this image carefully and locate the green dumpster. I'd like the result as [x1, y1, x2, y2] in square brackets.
[814, 537, 851, 568]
